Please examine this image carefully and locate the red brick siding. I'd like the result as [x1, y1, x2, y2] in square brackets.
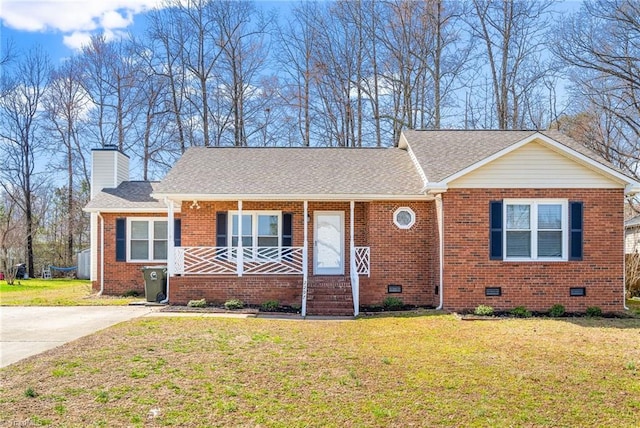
[92, 212, 180, 296]
[359, 201, 437, 307]
[170, 275, 302, 306]
[441, 188, 625, 312]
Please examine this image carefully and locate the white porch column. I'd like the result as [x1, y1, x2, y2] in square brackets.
[350, 201, 355, 254]
[350, 200, 359, 316]
[301, 200, 308, 317]
[237, 200, 243, 277]
[166, 198, 175, 277]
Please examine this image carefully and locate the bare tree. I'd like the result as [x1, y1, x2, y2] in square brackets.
[43, 58, 91, 265]
[468, 0, 554, 129]
[0, 47, 51, 277]
[79, 35, 142, 151]
[552, 0, 640, 178]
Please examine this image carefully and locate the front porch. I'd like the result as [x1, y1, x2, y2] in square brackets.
[166, 200, 370, 316]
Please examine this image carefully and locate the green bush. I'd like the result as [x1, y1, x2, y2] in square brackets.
[224, 299, 244, 310]
[187, 298, 207, 308]
[122, 289, 140, 298]
[586, 306, 602, 317]
[474, 305, 494, 316]
[261, 300, 279, 312]
[24, 387, 38, 398]
[510, 306, 532, 318]
[548, 304, 566, 317]
[382, 297, 404, 311]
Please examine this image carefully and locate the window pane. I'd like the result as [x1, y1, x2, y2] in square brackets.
[231, 215, 252, 235]
[538, 205, 562, 229]
[538, 231, 562, 257]
[131, 241, 149, 260]
[258, 236, 278, 247]
[258, 215, 278, 236]
[154, 221, 167, 239]
[506, 231, 531, 257]
[131, 221, 149, 239]
[506, 205, 530, 229]
[153, 240, 167, 260]
[231, 236, 253, 247]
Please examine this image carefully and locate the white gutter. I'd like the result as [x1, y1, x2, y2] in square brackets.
[97, 212, 105, 296]
[149, 192, 435, 202]
[623, 207, 630, 310]
[435, 194, 444, 310]
[160, 198, 174, 304]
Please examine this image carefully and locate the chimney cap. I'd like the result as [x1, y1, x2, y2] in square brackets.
[91, 145, 129, 157]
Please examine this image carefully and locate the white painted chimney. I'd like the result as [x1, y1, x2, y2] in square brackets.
[90, 146, 130, 198]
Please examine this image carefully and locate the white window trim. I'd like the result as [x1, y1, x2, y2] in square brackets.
[503, 199, 568, 262]
[228, 211, 282, 261]
[394, 207, 416, 229]
[126, 218, 168, 262]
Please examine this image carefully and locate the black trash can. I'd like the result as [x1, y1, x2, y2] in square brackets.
[141, 266, 167, 303]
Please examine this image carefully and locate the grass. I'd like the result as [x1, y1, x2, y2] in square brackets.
[1, 315, 639, 427]
[627, 298, 640, 315]
[0, 279, 140, 306]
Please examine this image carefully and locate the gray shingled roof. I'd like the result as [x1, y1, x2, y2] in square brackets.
[152, 147, 424, 197]
[85, 181, 165, 211]
[402, 129, 619, 183]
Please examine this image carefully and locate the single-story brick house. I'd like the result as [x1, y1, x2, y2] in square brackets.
[84, 130, 640, 315]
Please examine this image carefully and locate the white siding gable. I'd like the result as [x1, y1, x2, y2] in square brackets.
[449, 141, 623, 189]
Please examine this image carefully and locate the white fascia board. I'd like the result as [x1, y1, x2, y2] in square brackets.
[399, 131, 429, 188]
[151, 192, 434, 202]
[83, 207, 174, 213]
[424, 182, 448, 195]
[441, 132, 637, 187]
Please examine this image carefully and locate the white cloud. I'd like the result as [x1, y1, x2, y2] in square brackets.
[62, 31, 93, 51]
[1, 0, 165, 49]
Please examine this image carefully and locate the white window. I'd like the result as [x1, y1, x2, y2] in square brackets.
[128, 219, 167, 261]
[504, 200, 567, 261]
[394, 207, 416, 229]
[229, 211, 281, 260]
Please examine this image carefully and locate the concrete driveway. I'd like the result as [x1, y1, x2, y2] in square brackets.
[0, 306, 154, 368]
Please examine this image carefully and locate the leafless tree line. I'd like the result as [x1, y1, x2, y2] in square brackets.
[2, 0, 640, 274]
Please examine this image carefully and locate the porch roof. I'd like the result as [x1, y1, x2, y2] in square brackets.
[152, 147, 425, 199]
[401, 129, 620, 183]
[84, 181, 166, 212]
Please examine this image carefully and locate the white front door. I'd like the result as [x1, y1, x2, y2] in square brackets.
[314, 211, 344, 275]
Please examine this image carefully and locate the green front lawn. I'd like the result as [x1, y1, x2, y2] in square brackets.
[1, 315, 639, 427]
[0, 279, 140, 306]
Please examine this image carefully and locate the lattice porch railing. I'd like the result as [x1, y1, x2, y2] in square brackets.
[174, 246, 304, 275]
[354, 246, 370, 277]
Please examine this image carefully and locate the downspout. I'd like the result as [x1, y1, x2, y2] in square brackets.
[435, 194, 444, 310]
[97, 212, 105, 296]
[301, 201, 308, 317]
[623, 211, 629, 310]
[160, 198, 174, 304]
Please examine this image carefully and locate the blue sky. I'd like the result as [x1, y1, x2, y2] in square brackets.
[2, 0, 583, 66]
[0, 0, 291, 65]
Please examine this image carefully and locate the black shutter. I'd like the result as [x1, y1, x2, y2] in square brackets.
[174, 219, 181, 247]
[569, 201, 583, 261]
[216, 212, 227, 247]
[282, 213, 293, 247]
[489, 201, 503, 260]
[115, 218, 126, 261]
